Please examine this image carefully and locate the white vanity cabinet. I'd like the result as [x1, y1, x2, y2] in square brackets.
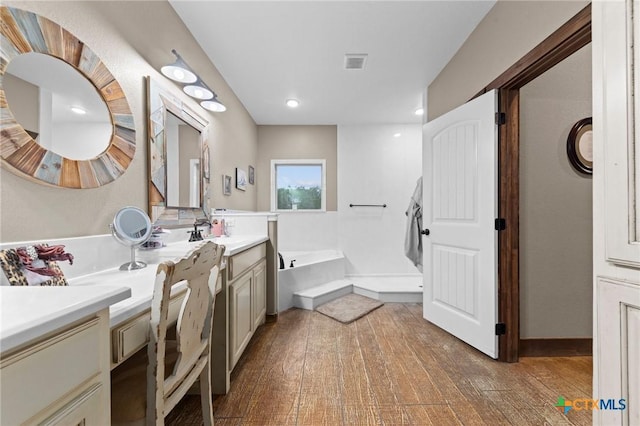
[1, 313, 109, 425]
[0, 287, 128, 426]
[252, 260, 267, 329]
[230, 270, 254, 367]
[227, 243, 267, 370]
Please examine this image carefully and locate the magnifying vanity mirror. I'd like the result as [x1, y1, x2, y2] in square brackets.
[147, 77, 210, 225]
[110, 206, 152, 271]
[0, 6, 136, 188]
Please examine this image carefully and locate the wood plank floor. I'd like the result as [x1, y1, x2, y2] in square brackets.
[167, 303, 592, 425]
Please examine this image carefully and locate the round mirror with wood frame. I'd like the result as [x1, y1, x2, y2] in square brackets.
[0, 6, 136, 188]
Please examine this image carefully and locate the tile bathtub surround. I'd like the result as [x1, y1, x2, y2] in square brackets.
[277, 211, 339, 251]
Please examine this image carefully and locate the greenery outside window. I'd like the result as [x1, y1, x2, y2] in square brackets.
[271, 159, 326, 212]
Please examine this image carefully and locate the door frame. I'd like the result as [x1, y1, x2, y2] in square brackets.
[471, 4, 591, 362]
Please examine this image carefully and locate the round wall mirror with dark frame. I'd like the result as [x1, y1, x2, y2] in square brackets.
[567, 117, 593, 175]
[0, 6, 136, 188]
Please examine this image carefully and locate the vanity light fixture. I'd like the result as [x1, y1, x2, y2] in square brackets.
[201, 97, 227, 112]
[183, 79, 214, 100]
[160, 49, 226, 112]
[286, 99, 300, 108]
[70, 106, 87, 115]
[161, 50, 197, 84]
[415, 107, 425, 116]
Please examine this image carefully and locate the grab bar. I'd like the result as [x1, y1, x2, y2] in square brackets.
[349, 203, 387, 208]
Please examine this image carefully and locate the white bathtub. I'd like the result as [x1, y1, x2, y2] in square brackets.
[278, 249, 345, 311]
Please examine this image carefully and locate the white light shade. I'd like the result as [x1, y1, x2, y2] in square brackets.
[393, 133, 401, 138]
[286, 99, 300, 108]
[70, 106, 87, 115]
[414, 107, 425, 116]
[201, 99, 226, 112]
[183, 83, 214, 100]
[160, 64, 197, 84]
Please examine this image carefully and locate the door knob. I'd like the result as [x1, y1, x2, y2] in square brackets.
[421, 229, 430, 236]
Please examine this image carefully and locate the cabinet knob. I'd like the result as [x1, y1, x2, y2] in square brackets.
[421, 229, 430, 236]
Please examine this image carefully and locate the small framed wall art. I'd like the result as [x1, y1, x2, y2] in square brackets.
[223, 174, 232, 195]
[248, 165, 255, 185]
[236, 168, 247, 191]
[566, 117, 593, 175]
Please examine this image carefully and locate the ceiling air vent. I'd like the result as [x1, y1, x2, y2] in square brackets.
[344, 54, 368, 70]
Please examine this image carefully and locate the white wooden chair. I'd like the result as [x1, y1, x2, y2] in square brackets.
[111, 241, 225, 426]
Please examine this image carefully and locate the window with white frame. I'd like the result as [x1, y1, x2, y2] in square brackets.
[271, 159, 326, 211]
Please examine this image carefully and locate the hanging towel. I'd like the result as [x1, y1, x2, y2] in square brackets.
[404, 177, 423, 272]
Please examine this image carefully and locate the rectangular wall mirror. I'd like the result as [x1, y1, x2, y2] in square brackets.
[165, 110, 201, 208]
[147, 77, 210, 225]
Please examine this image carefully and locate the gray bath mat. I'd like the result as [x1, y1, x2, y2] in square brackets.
[315, 293, 383, 324]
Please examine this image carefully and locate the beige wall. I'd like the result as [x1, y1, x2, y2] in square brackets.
[256, 126, 337, 211]
[427, 0, 589, 121]
[0, 1, 258, 242]
[520, 45, 592, 339]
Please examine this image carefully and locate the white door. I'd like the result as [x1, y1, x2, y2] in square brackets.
[422, 89, 498, 358]
[593, 3, 640, 424]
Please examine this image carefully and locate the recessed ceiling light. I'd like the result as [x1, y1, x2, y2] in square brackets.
[393, 133, 401, 138]
[70, 106, 86, 115]
[415, 108, 424, 116]
[286, 99, 300, 108]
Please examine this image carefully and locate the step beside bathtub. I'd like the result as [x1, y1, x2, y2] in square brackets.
[277, 250, 345, 311]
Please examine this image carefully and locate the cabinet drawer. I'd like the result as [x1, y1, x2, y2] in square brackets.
[111, 291, 186, 365]
[39, 383, 106, 426]
[228, 243, 266, 281]
[0, 318, 101, 426]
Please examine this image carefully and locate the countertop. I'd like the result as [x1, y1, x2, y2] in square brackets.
[0, 235, 268, 355]
[0, 285, 131, 354]
[70, 235, 268, 327]
[204, 234, 269, 256]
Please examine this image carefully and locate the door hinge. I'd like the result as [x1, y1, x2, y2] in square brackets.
[495, 218, 506, 231]
[495, 323, 506, 335]
[495, 112, 506, 125]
